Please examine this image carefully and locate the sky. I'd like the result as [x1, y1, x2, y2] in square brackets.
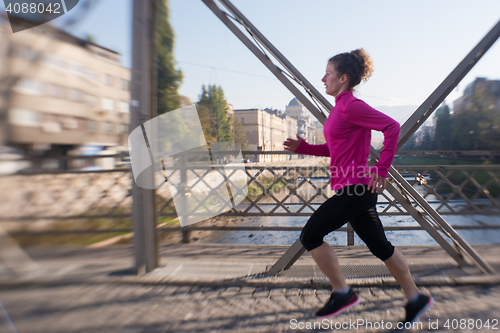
[2, 0, 500, 126]
[167, 0, 500, 120]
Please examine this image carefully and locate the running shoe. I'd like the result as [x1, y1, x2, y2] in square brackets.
[316, 287, 361, 318]
[404, 294, 434, 324]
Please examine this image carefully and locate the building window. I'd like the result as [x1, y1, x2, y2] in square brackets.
[47, 54, 69, 70]
[71, 62, 83, 75]
[103, 122, 115, 133]
[13, 78, 44, 95]
[9, 108, 41, 127]
[104, 74, 113, 86]
[85, 94, 97, 106]
[119, 101, 129, 113]
[86, 120, 97, 132]
[240, 117, 244, 124]
[62, 117, 79, 130]
[102, 98, 115, 111]
[120, 79, 130, 91]
[71, 89, 84, 102]
[86, 69, 98, 82]
[120, 124, 129, 134]
[43, 54, 65, 70]
[47, 84, 65, 98]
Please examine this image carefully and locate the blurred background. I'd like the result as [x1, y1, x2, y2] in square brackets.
[0, 0, 131, 174]
[0, 1, 499, 331]
[0, 0, 499, 261]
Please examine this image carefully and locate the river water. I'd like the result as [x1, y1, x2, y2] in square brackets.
[202, 178, 500, 246]
[203, 212, 500, 246]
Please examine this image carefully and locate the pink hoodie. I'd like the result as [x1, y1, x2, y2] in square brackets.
[295, 90, 400, 191]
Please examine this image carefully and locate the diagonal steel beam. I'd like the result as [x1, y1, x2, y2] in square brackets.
[398, 19, 500, 149]
[370, 148, 496, 274]
[217, 0, 332, 115]
[202, 0, 326, 124]
[203, 0, 496, 275]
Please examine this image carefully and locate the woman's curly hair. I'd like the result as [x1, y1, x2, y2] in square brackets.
[329, 48, 374, 90]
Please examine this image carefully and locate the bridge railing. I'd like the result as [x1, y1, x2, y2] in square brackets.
[0, 150, 499, 246]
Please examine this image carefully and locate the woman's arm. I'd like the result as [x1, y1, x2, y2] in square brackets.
[284, 134, 330, 157]
[345, 100, 400, 178]
[295, 140, 330, 157]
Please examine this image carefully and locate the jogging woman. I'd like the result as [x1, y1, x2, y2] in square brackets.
[283, 49, 433, 323]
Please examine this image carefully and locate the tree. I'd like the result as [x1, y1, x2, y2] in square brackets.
[85, 34, 95, 43]
[434, 105, 452, 150]
[156, 0, 183, 115]
[450, 84, 500, 150]
[399, 136, 417, 151]
[197, 85, 233, 143]
[419, 129, 434, 151]
[450, 113, 479, 150]
[468, 84, 500, 150]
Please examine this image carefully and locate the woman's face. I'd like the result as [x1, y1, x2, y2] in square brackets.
[322, 62, 347, 97]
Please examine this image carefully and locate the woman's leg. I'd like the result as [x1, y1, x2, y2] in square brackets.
[300, 185, 376, 290]
[309, 242, 348, 290]
[383, 248, 419, 299]
[350, 205, 419, 299]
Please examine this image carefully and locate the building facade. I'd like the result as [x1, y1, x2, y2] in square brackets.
[0, 18, 131, 168]
[285, 98, 317, 145]
[234, 108, 297, 162]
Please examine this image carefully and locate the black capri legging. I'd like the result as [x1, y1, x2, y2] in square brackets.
[300, 184, 395, 261]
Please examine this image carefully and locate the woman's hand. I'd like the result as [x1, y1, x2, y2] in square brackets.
[283, 134, 303, 152]
[368, 173, 387, 193]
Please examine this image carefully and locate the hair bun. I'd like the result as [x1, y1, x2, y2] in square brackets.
[350, 48, 373, 83]
[329, 48, 374, 89]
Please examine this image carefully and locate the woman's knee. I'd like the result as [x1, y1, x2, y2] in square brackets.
[300, 228, 324, 252]
[366, 241, 395, 261]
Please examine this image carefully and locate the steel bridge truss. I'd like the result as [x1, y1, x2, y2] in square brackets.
[202, 0, 500, 275]
[159, 162, 500, 218]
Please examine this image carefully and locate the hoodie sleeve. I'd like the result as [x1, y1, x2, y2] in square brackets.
[344, 100, 400, 178]
[294, 139, 330, 157]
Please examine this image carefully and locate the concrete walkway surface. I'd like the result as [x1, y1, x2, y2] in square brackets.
[0, 243, 499, 332]
[1, 243, 499, 287]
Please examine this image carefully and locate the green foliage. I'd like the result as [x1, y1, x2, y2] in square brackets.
[156, 0, 183, 114]
[399, 137, 416, 151]
[403, 82, 500, 151]
[434, 105, 452, 150]
[197, 85, 233, 143]
[157, 109, 206, 154]
[443, 169, 500, 197]
[12, 207, 132, 247]
[419, 129, 435, 150]
[448, 84, 500, 150]
[392, 156, 484, 166]
[245, 174, 286, 199]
